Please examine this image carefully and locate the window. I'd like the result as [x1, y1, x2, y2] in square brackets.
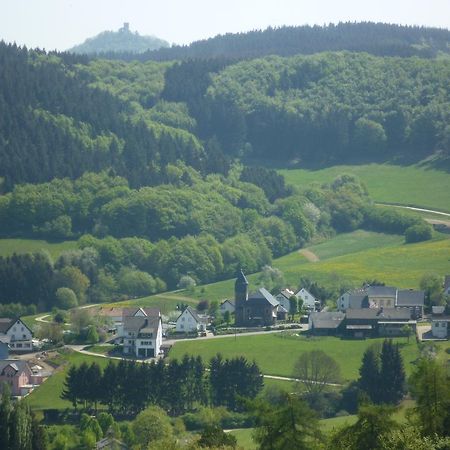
[182, 317, 185, 322]
[23, 334, 27, 339]
[180, 324, 184, 330]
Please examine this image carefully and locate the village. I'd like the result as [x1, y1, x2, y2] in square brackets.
[1, 271, 449, 400]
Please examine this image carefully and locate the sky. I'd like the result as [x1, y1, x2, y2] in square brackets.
[1, 0, 450, 51]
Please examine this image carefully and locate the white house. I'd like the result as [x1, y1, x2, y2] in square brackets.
[219, 299, 235, 315]
[431, 306, 450, 339]
[296, 288, 318, 311]
[275, 289, 295, 312]
[0, 318, 33, 353]
[337, 288, 368, 312]
[122, 314, 163, 358]
[176, 307, 206, 333]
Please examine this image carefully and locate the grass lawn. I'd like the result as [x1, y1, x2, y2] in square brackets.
[103, 293, 199, 315]
[229, 428, 257, 450]
[279, 236, 450, 289]
[84, 344, 116, 355]
[170, 333, 420, 381]
[279, 164, 450, 213]
[0, 238, 77, 259]
[26, 350, 112, 411]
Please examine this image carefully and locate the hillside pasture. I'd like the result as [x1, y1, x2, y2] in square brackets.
[169, 333, 420, 381]
[279, 164, 450, 213]
[171, 230, 450, 303]
[26, 350, 111, 410]
[0, 238, 77, 259]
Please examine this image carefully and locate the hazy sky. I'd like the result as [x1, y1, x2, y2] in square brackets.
[1, 0, 450, 51]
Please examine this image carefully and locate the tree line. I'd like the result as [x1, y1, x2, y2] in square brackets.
[62, 354, 263, 417]
[97, 22, 450, 62]
[0, 173, 432, 311]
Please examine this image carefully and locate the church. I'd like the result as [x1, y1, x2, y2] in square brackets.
[234, 270, 282, 327]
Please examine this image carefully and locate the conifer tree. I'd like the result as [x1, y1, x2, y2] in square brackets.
[0, 384, 12, 449]
[358, 345, 381, 403]
[380, 340, 406, 404]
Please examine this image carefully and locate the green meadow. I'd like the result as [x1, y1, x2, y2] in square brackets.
[170, 230, 450, 303]
[279, 164, 450, 213]
[103, 293, 199, 314]
[169, 333, 420, 381]
[25, 350, 111, 410]
[0, 238, 77, 259]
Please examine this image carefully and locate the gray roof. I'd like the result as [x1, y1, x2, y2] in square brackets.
[346, 308, 410, 321]
[247, 288, 279, 308]
[368, 286, 397, 297]
[122, 307, 160, 319]
[397, 290, 424, 307]
[310, 312, 345, 329]
[123, 316, 160, 335]
[0, 318, 14, 334]
[178, 306, 207, 324]
[0, 359, 30, 375]
[348, 293, 369, 309]
[277, 289, 294, 300]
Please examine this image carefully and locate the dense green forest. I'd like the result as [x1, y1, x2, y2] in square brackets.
[100, 22, 450, 61]
[69, 23, 169, 55]
[0, 42, 225, 190]
[163, 53, 450, 164]
[1, 41, 449, 193]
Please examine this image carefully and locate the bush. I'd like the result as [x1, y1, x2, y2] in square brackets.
[405, 223, 433, 243]
[55, 287, 78, 310]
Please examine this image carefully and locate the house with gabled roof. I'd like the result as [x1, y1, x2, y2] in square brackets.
[396, 289, 424, 319]
[0, 359, 47, 396]
[308, 312, 345, 335]
[296, 288, 318, 311]
[367, 286, 397, 308]
[431, 306, 450, 339]
[275, 288, 295, 312]
[219, 299, 235, 315]
[122, 313, 162, 358]
[0, 318, 33, 353]
[345, 308, 415, 338]
[175, 306, 207, 333]
[337, 288, 368, 311]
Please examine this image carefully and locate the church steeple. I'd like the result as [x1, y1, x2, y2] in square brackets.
[235, 269, 248, 300]
[234, 269, 248, 326]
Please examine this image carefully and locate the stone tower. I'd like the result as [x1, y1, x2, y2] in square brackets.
[234, 269, 248, 326]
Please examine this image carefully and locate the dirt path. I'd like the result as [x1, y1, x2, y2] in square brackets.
[298, 249, 320, 262]
[376, 203, 450, 217]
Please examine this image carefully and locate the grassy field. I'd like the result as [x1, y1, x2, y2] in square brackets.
[0, 238, 77, 259]
[169, 333, 420, 381]
[26, 350, 111, 410]
[103, 293, 199, 315]
[279, 164, 450, 213]
[169, 230, 450, 303]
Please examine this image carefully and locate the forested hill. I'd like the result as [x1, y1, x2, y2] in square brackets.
[69, 23, 169, 55]
[101, 22, 450, 62]
[0, 42, 226, 191]
[1, 41, 449, 190]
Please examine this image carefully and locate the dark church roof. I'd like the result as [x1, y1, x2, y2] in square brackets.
[247, 288, 279, 308]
